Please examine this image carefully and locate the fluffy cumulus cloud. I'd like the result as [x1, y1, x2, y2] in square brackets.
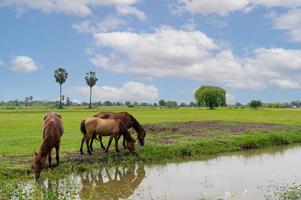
[67, 81, 159, 101]
[177, 0, 249, 16]
[175, 0, 301, 43]
[116, 5, 146, 21]
[73, 17, 125, 33]
[0, 0, 139, 17]
[176, 0, 301, 15]
[272, 9, 301, 42]
[10, 56, 38, 73]
[89, 27, 301, 90]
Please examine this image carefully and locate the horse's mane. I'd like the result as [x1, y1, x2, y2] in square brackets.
[129, 114, 144, 132]
[118, 121, 134, 142]
[39, 135, 54, 156]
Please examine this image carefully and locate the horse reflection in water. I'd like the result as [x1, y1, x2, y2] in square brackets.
[80, 163, 146, 200]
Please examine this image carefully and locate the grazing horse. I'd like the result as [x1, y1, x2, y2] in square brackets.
[90, 112, 145, 151]
[33, 112, 64, 181]
[80, 117, 136, 155]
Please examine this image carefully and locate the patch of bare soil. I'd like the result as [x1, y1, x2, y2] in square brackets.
[143, 121, 301, 138]
[64, 151, 96, 163]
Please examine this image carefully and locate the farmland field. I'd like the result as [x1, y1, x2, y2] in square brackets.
[1, 107, 301, 199]
[1, 107, 301, 156]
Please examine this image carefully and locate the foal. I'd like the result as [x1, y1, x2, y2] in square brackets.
[90, 112, 146, 151]
[33, 112, 64, 181]
[80, 117, 136, 155]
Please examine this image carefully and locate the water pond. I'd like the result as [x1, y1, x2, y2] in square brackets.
[14, 145, 301, 200]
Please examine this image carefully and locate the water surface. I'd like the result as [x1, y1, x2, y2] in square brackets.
[17, 145, 301, 200]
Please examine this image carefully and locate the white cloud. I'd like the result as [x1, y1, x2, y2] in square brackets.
[98, 16, 126, 32]
[10, 56, 38, 73]
[72, 20, 95, 33]
[0, 0, 137, 17]
[273, 9, 301, 42]
[73, 16, 125, 34]
[0, 59, 4, 66]
[177, 0, 249, 16]
[67, 81, 159, 101]
[116, 5, 146, 21]
[175, 0, 301, 43]
[89, 27, 301, 90]
[176, 0, 301, 16]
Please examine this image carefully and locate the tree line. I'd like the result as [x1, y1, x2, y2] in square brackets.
[1, 67, 299, 109]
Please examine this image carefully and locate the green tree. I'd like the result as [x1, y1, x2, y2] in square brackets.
[103, 101, 112, 106]
[29, 96, 33, 106]
[248, 100, 262, 109]
[125, 101, 132, 106]
[194, 86, 226, 109]
[166, 100, 178, 108]
[85, 71, 98, 109]
[24, 97, 29, 106]
[159, 99, 166, 107]
[54, 68, 68, 109]
[66, 97, 71, 106]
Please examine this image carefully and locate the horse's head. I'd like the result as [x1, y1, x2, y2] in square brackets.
[137, 127, 146, 146]
[126, 138, 136, 152]
[43, 112, 61, 121]
[33, 152, 48, 181]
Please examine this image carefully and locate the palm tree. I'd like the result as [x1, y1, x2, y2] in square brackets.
[54, 68, 68, 109]
[85, 71, 98, 109]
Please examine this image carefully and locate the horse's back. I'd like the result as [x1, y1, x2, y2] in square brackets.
[43, 112, 64, 138]
[95, 111, 133, 128]
[85, 117, 120, 136]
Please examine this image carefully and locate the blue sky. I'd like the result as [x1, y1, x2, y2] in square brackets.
[1, 0, 301, 104]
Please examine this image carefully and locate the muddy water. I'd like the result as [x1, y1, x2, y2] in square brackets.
[17, 145, 301, 200]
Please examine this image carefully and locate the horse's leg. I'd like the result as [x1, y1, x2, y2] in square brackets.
[55, 145, 60, 166]
[122, 135, 127, 149]
[86, 138, 92, 155]
[48, 151, 52, 168]
[114, 136, 120, 153]
[116, 134, 125, 149]
[80, 135, 85, 154]
[99, 135, 106, 150]
[105, 136, 114, 153]
[90, 133, 95, 152]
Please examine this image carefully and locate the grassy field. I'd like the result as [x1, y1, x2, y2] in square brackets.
[1, 107, 301, 156]
[2, 107, 301, 199]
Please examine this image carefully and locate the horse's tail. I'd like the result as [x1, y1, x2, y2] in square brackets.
[80, 120, 87, 136]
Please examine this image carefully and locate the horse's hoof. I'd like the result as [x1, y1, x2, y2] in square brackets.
[88, 151, 92, 155]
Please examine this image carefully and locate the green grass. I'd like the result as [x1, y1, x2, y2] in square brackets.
[1, 107, 301, 156]
[1, 108, 301, 192]
[1, 107, 301, 199]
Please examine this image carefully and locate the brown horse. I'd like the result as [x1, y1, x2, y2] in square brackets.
[33, 112, 64, 181]
[90, 112, 145, 151]
[80, 117, 136, 155]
